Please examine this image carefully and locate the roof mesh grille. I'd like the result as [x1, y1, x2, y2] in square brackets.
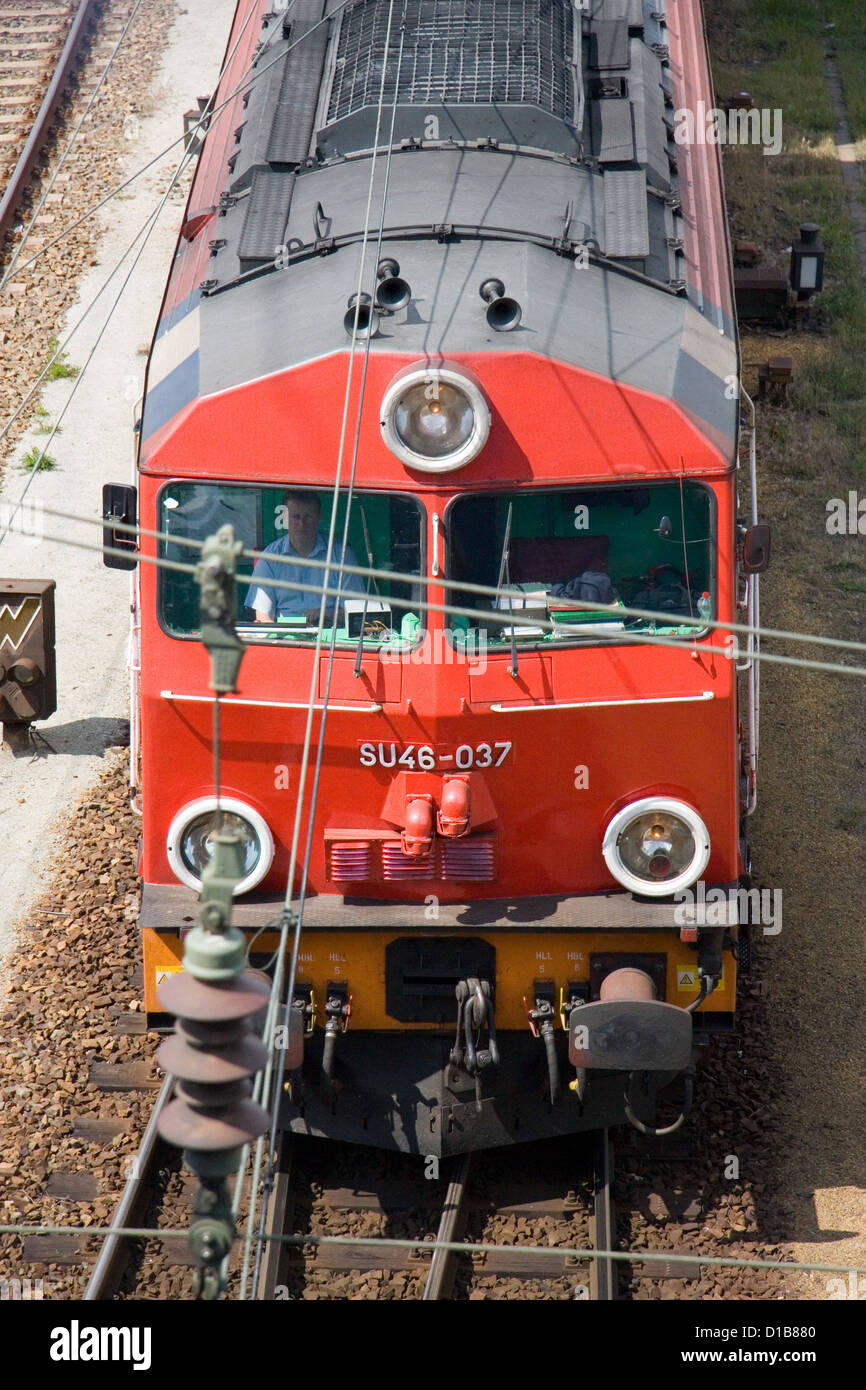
[326, 0, 574, 123]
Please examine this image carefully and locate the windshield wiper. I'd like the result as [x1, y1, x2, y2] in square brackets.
[354, 504, 379, 678]
[495, 501, 518, 678]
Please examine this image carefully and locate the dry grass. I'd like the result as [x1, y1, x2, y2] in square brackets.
[707, 1, 866, 1285]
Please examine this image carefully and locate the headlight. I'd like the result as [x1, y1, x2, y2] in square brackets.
[380, 364, 490, 472]
[166, 797, 274, 895]
[602, 797, 710, 897]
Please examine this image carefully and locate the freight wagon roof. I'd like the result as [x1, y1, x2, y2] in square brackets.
[141, 0, 738, 462]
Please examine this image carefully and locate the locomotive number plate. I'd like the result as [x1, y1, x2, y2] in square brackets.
[359, 740, 512, 771]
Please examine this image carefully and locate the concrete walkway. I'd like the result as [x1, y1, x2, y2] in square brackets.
[0, 0, 236, 976]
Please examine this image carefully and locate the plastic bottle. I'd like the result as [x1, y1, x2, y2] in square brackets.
[697, 592, 711, 624]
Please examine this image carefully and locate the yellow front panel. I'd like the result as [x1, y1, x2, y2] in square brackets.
[144, 928, 735, 1027]
[143, 929, 184, 1013]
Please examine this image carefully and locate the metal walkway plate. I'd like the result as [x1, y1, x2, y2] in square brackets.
[587, 0, 644, 25]
[238, 168, 295, 265]
[590, 19, 630, 71]
[604, 168, 650, 258]
[593, 97, 636, 163]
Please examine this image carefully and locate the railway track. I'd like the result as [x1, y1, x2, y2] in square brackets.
[19, 1058, 180, 1297]
[0, 0, 102, 251]
[43, 1116, 631, 1301]
[7, 1014, 788, 1304]
[253, 1128, 692, 1302]
[82, 1074, 174, 1301]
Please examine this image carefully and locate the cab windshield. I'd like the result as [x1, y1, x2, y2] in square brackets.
[159, 484, 424, 646]
[446, 483, 713, 646]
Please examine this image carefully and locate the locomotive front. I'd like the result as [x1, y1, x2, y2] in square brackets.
[119, 0, 759, 1153]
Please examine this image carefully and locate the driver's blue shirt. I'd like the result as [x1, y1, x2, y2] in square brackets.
[245, 532, 365, 617]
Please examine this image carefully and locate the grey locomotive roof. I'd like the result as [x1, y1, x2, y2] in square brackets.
[195, 0, 737, 451]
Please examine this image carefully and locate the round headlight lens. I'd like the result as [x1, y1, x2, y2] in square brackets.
[380, 365, 491, 472]
[166, 798, 274, 895]
[181, 811, 259, 878]
[394, 381, 475, 459]
[602, 798, 709, 897]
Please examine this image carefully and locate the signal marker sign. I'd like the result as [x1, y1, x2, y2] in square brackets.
[0, 595, 40, 651]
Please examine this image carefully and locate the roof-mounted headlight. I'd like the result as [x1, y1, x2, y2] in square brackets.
[602, 797, 710, 897]
[167, 797, 274, 895]
[380, 364, 490, 472]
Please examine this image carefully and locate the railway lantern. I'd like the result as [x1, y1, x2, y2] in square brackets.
[789, 222, 825, 299]
[0, 579, 57, 740]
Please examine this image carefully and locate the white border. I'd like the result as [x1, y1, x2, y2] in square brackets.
[166, 796, 274, 895]
[602, 796, 711, 898]
[380, 364, 491, 473]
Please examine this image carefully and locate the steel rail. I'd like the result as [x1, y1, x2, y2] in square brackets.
[83, 1073, 175, 1301]
[0, 0, 102, 250]
[421, 1154, 473, 1300]
[590, 1130, 616, 1301]
[256, 1132, 295, 1300]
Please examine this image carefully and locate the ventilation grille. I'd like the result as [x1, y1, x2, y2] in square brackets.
[441, 836, 497, 881]
[328, 840, 374, 883]
[382, 842, 435, 880]
[326, 0, 574, 123]
[325, 833, 498, 883]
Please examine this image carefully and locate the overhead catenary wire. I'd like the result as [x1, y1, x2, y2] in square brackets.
[0, 0, 360, 290]
[0, 1217, 864, 1282]
[246, 0, 412, 1297]
[23, 503, 866, 675]
[233, 0, 405, 1300]
[0, 170, 200, 548]
[0, 0, 149, 292]
[245, 0, 413, 1303]
[10, 519, 866, 680]
[0, 0, 268, 546]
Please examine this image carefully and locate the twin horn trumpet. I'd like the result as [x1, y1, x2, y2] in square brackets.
[343, 259, 412, 338]
[343, 265, 523, 338]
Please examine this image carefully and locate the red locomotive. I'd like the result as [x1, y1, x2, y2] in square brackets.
[105, 0, 767, 1153]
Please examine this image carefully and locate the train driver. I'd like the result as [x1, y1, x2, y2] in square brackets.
[245, 490, 365, 625]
